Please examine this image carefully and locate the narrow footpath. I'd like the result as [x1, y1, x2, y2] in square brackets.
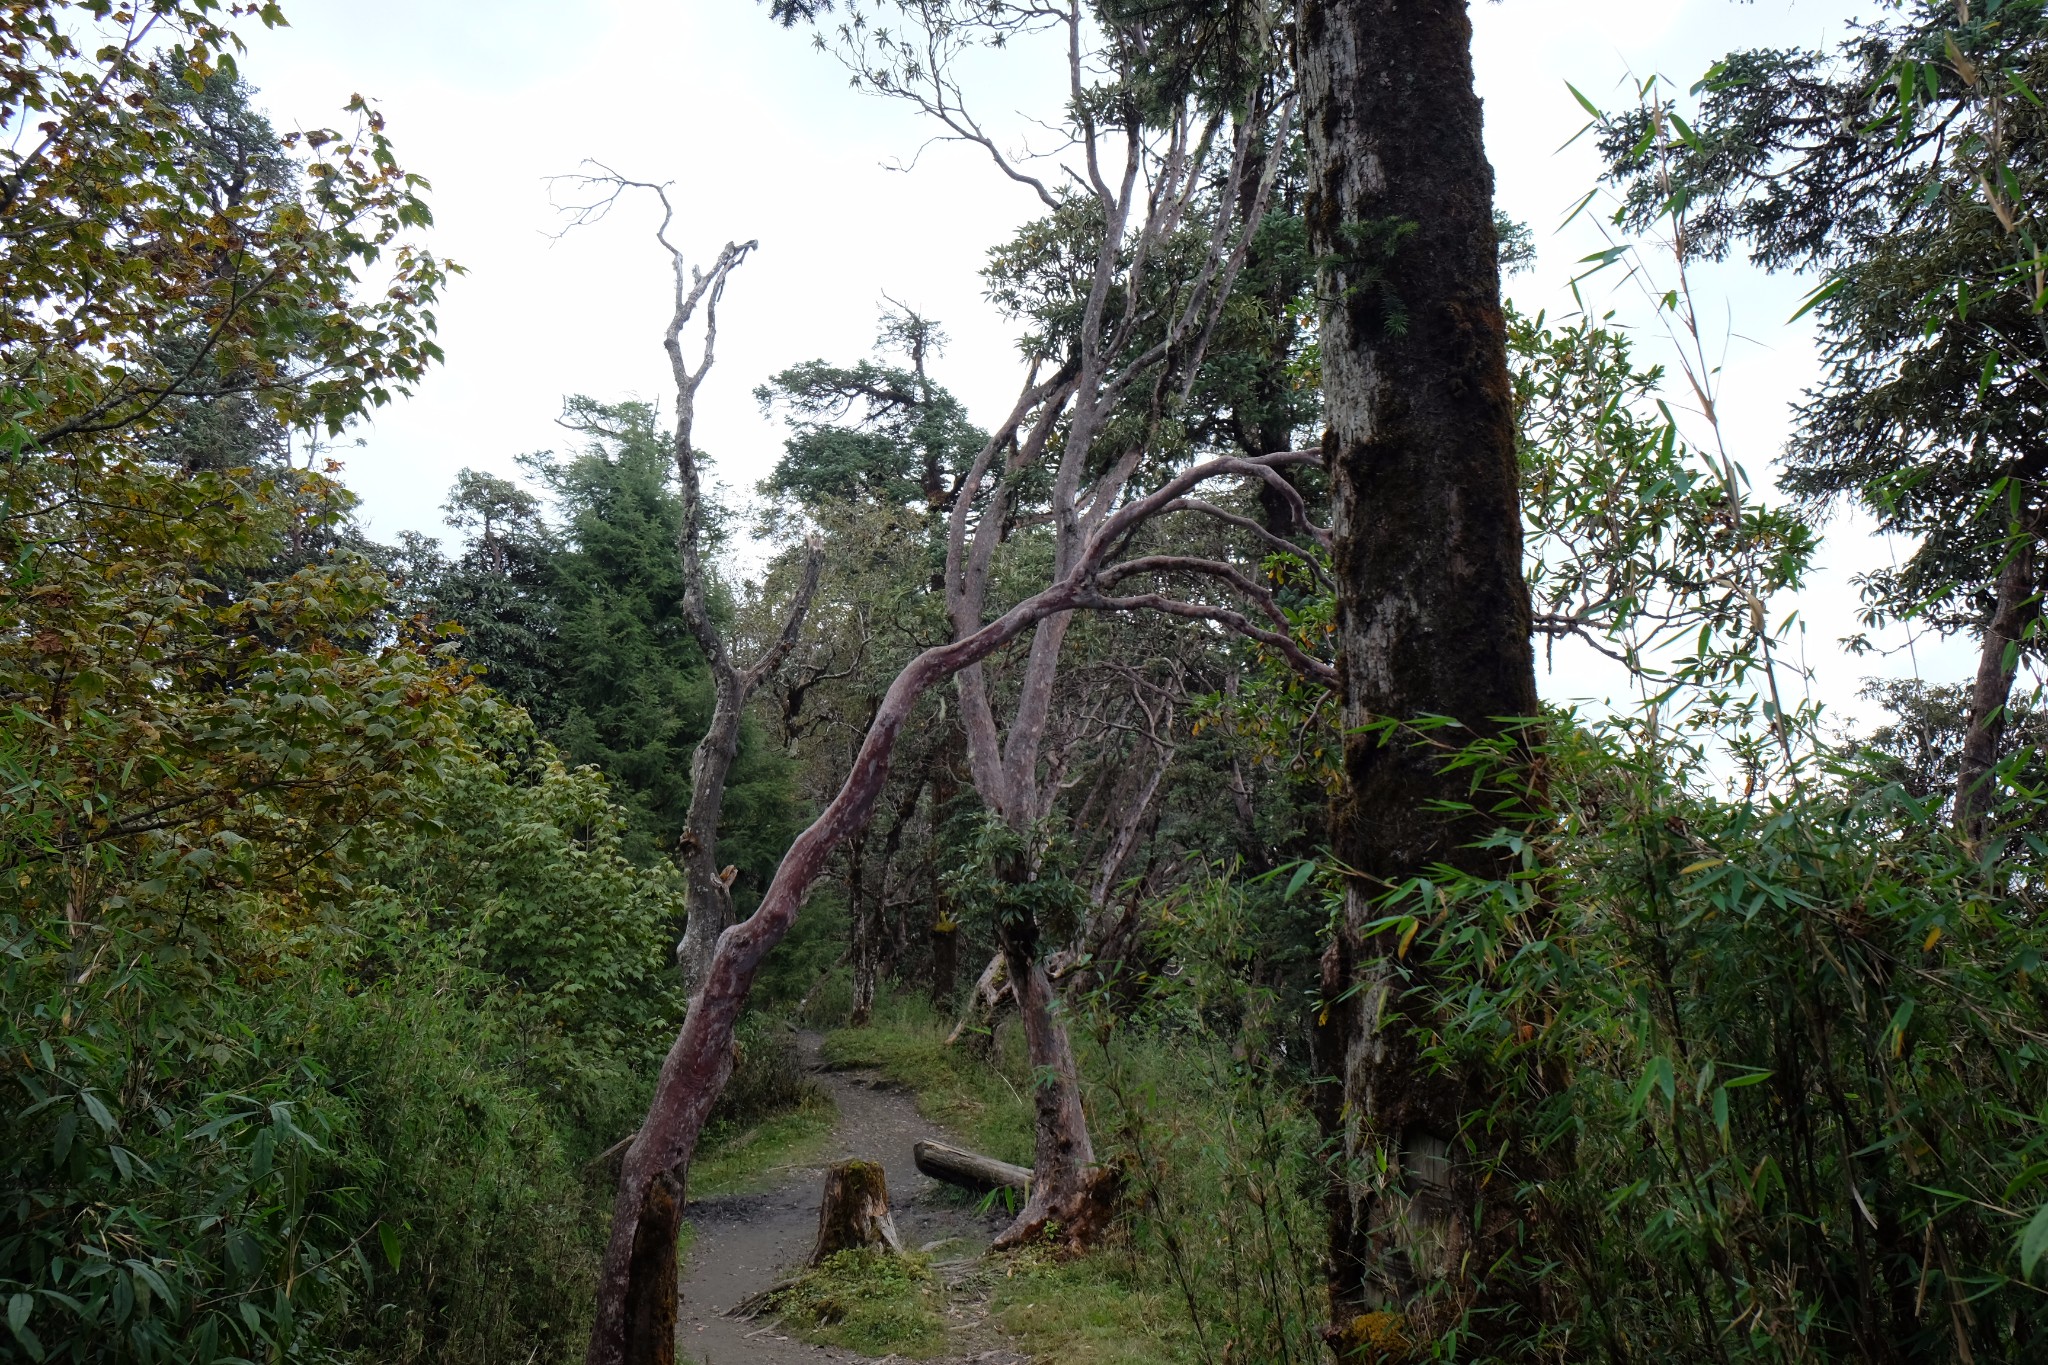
[676, 1034, 1027, 1365]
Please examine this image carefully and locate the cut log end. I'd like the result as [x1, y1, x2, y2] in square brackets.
[811, 1159, 904, 1264]
[912, 1139, 1032, 1194]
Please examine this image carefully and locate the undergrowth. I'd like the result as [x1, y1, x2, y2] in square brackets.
[690, 1099, 837, 1197]
[755, 1250, 947, 1356]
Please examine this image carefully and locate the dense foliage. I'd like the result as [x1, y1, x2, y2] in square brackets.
[6, 2, 2048, 1363]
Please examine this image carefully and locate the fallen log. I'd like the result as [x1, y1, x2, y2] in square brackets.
[811, 1159, 903, 1264]
[913, 1139, 1032, 1195]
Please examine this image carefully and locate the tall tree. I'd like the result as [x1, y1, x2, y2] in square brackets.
[1300, 0, 1543, 1350]
[1, 3, 449, 461]
[1597, 4, 2048, 842]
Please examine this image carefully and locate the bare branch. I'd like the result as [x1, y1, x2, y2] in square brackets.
[1162, 498, 1333, 588]
[1075, 589, 1338, 689]
[745, 536, 829, 692]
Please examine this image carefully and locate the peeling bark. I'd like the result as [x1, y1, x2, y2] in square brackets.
[1301, 0, 1543, 1348]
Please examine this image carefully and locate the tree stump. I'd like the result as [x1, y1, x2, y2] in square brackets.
[811, 1159, 903, 1264]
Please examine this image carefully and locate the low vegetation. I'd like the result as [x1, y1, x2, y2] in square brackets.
[7, 1, 2047, 1362]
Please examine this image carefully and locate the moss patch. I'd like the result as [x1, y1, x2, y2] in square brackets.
[758, 1249, 947, 1357]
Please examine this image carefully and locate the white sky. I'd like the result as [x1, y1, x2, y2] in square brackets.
[238, 0, 1984, 733]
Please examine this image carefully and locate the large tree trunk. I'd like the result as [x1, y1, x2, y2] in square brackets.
[1301, 0, 1542, 1350]
[1955, 527, 2039, 843]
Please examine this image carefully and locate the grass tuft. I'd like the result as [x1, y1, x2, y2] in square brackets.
[758, 1249, 948, 1357]
[989, 1249, 1196, 1365]
[688, 1092, 837, 1197]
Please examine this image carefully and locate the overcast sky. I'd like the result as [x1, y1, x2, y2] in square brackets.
[237, 0, 1983, 730]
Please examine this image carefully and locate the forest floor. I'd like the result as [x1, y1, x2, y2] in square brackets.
[676, 1032, 1028, 1365]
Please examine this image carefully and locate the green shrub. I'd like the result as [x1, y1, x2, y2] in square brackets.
[0, 916, 366, 1365]
[706, 1014, 818, 1140]
[311, 981, 599, 1365]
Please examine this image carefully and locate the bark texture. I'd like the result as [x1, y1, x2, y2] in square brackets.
[811, 1160, 904, 1262]
[1955, 528, 2040, 843]
[1301, 0, 1542, 1348]
[913, 1140, 1033, 1195]
[619, 1171, 681, 1365]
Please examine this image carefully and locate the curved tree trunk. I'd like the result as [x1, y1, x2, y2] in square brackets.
[587, 585, 1075, 1365]
[1301, 0, 1544, 1351]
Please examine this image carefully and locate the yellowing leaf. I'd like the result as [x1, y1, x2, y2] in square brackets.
[1923, 925, 1943, 951]
[1680, 858, 1724, 875]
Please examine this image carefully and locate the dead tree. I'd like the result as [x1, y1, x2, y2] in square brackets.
[1301, 0, 1545, 1352]
[552, 172, 826, 997]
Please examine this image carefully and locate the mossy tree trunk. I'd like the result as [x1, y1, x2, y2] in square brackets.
[1300, 0, 1544, 1351]
[812, 1160, 903, 1262]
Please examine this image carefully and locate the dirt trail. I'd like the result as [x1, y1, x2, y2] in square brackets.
[676, 1033, 1024, 1365]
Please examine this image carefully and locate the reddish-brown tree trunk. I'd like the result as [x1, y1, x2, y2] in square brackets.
[1301, 0, 1543, 1351]
[990, 924, 1118, 1250]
